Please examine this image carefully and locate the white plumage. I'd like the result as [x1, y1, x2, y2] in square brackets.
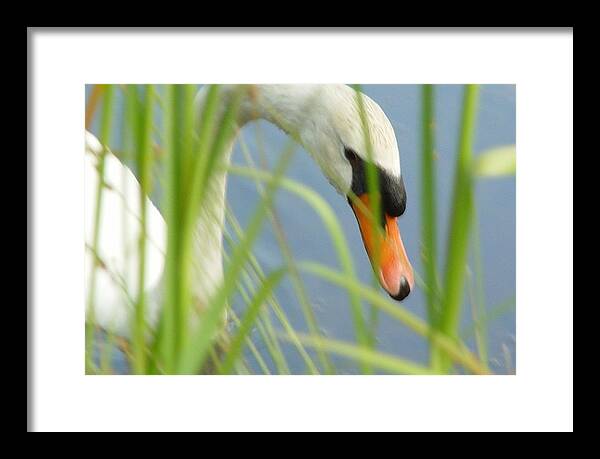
[85, 131, 166, 337]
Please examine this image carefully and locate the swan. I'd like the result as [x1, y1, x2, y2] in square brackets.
[85, 84, 414, 338]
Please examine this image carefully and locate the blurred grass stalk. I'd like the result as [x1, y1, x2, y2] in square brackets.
[353, 84, 384, 375]
[420, 85, 443, 370]
[432, 84, 481, 374]
[469, 207, 489, 364]
[222, 222, 293, 374]
[160, 84, 195, 372]
[85, 84, 114, 374]
[129, 85, 154, 374]
[177, 127, 295, 374]
[238, 132, 326, 374]
[161, 84, 251, 374]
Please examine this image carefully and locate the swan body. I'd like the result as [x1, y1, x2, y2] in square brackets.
[85, 85, 413, 337]
[85, 132, 166, 337]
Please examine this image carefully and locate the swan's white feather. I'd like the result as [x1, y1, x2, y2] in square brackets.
[229, 84, 402, 196]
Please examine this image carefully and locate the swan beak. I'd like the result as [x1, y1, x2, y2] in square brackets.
[350, 194, 414, 301]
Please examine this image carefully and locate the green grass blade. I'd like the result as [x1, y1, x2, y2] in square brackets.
[177, 141, 297, 374]
[352, 85, 381, 375]
[218, 269, 286, 374]
[297, 261, 490, 375]
[224, 209, 299, 374]
[420, 85, 441, 329]
[227, 308, 272, 375]
[237, 133, 332, 374]
[226, 213, 318, 374]
[461, 295, 515, 341]
[99, 329, 117, 375]
[468, 206, 489, 365]
[282, 333, 435, 375]
[85, 84, 115, 373]
[220, 234, 291, 374]
[173, 85, 197, 355]
[128, 85, 155, 374]
[435, 84, 480, 373]
[227, 166, 370, 369]
[160, 84, 197, 371]
[160, 84, 229, 373]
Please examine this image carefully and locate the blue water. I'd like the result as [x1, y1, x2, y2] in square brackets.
[87, 84, 516, 374]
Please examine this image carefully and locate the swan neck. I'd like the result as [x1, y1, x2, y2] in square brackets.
[190, 88, 240, 306]
[190, 84, 315, 306]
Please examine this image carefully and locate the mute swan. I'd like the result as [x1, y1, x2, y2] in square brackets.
[85, 84, 414, 338]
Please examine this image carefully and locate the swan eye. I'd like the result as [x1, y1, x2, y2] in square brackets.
[345, 145, 407, 220]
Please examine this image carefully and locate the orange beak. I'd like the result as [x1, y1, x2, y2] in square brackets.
[350, 194, 414, 301]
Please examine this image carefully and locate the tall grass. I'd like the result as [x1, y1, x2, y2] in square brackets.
[435, 85, 480, 373]
[237, 133, 330, 374]
[129, 85, 154, 374]
[420, 86, 440, 326]
[85, 84, 513, 375]
[85, 84, 114, 374]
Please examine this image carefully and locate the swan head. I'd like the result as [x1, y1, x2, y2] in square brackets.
[214, 84, 414, 301]
[263, 85, 415, 301]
